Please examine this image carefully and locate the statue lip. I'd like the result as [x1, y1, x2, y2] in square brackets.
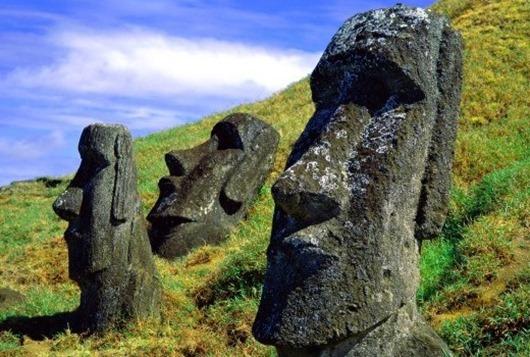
[149, 215, 195, 229]
[148, 215, 197, 240]
[64, 223, 82, 241]
[279, 236, 324, 256]
[272, 233, 339, 281]
[273, 221, 339, 261]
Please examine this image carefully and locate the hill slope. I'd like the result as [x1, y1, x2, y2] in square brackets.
[0, 0, 529, 355]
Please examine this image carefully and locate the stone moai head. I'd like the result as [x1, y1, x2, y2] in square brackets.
[253, 5, 462, 355]
[148, 113, 279, 259]
[54, 124, 160, 333]
[54, 124, 135, 277]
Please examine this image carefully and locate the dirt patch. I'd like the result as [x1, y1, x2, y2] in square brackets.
[23, 337, 52, 355]
[227, 323, 250, 347]
[1, 236, 69, 287]
[185, 248, 220, 268]
[430, 237, 529, 329]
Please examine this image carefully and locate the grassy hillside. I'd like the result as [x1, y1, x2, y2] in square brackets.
[0, 0, 528, 355]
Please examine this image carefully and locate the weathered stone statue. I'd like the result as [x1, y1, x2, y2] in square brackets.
[253, 5, 462, 356]
[148, 113, 279, 259]
[53, 124, 160, 333]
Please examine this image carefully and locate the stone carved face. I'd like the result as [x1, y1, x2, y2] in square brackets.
[53, 124, 161, 333]
[254, 103, 426, 347]
[253, 5, 461, 349]
[53, 124, 135, 281]
[148, 113, 279, 259]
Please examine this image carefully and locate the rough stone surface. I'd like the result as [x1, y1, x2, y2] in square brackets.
[253, 5, 462, 356]
[53, 124, 161, 333]
[148, 113, 279, 259]
[276, 303, 450, 357]
[0, 288, 26, 310]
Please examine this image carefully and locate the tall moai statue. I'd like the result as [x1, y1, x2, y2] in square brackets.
[253, 5, 462, 357]
[148, 113, 279, 259]
[53, 124, 161, 333]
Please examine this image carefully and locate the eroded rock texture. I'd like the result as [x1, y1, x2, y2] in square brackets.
[253, 5, 462, 356]
[53, 124, 160, 333]
[148, 113, 279, 259]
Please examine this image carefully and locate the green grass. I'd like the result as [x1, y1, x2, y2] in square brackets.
[0, 0, 529, 355]
[419, 158, 530, 302]
[0, 180, 67, 254]
[0, 287, 78, 322]
[439, 268, 530, 355]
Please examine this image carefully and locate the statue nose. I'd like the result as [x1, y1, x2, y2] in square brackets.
[148, 176, 198, 223]
[148, 176, 183, 217]
[272, 171, 341, 226]
[53, 187, 83, 221]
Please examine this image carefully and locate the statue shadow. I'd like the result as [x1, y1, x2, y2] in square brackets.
[0, 310, 79, 340]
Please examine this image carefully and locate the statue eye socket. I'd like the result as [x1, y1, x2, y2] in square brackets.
[158, 177, 178, 196]
[219, 189, 242, 215]
[211, 122, 244, 150]
[165, 153, 186, 177]
[80, 147, 110, 167]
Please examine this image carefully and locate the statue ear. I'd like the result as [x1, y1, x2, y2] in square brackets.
[112, 131, 135, 222]
[414, 27, 461, 241]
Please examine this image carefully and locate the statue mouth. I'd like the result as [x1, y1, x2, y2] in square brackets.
[64, 223, 82, 242]
[272, 233, 339, 284]
[149, 216, 196, 238]
[253, 233, 342, 344]
[280, 235, 323, 257]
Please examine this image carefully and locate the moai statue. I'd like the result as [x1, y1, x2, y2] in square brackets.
[253, 5, 462, 357]
[148, 113, 279, 259]
[53, 124, 161, 333]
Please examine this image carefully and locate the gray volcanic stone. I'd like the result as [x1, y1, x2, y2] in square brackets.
[148, 113, 279, 259]
[253, 4, 462, 356]
[276, 302, 449, 357]
[53, 124, 161, 333]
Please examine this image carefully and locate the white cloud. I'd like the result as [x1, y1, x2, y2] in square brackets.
[0, 95, 201, 133]
[0, 130, 66, 160]
[0, 22, 323, 185]
[49, 105, 186, 131]
[7, 28, 320, 100]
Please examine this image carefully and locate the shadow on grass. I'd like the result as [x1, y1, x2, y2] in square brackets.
[418, 160, 525, 303]
[0, 311, 79, 340]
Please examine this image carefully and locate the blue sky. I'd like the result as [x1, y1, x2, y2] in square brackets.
[0, 0, 433, 186]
